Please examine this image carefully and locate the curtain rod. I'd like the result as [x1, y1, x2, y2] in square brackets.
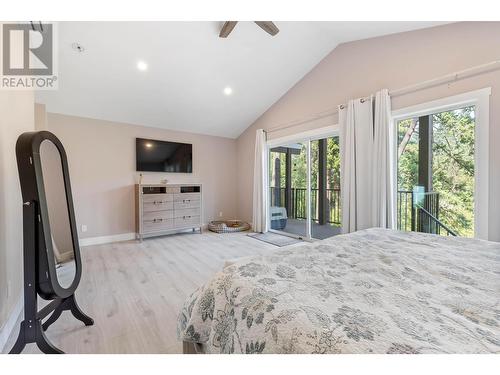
[265, 59, 500, 134]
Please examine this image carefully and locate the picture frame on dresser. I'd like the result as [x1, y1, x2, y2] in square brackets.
[135, 184, 202, 240]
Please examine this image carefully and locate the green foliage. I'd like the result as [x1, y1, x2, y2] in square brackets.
[397, 118, 419, 190]
[397, 107, 475, 237]
[269, 138, 340, 191]
[269, 151, 287, 188]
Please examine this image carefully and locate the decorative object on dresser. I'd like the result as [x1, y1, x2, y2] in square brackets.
[135, 184, 202, 240]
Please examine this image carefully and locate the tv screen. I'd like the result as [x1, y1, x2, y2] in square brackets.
[136, 138, 192, 173]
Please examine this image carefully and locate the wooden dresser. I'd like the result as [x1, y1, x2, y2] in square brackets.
[135, 184, 202, 240]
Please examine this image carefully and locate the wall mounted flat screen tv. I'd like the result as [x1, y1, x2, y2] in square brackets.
[136, 138, 192, 173]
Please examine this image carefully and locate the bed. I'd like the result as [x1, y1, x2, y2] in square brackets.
[177, 228, 500, 354]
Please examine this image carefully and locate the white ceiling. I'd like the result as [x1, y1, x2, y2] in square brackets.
[37, 21, 446, 138]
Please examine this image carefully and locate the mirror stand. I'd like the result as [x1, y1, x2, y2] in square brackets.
[9, 201, 94, 354]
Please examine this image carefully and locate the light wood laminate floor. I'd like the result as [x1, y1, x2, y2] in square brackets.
[4, 231, 278, 354]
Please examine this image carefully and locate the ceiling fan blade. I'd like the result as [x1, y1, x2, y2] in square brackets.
[254, 21, 279, 36]
[219, 21, 238, 38]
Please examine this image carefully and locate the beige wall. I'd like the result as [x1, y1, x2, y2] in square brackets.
[236, 22, 500, 241]
[0, 91, 35, 333]
[37, 108, 239, 239]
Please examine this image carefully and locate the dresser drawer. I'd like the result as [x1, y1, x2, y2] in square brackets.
[174, 201, 200, 210]
[143, 218, 174, 233]
[143, 199, 174, 212]
[174, 193, 200, 202]
[143, 194, 173, 203]
[174, 215, 200, 228]
[143, 210, 174, 221]
[174, 208, 200, 218]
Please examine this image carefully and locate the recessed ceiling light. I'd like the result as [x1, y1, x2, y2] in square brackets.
[223, 86, 233, 96]
[137, 61, 148, 71]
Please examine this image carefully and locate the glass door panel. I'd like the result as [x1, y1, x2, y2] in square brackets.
[311, 136, 342, 239]
[269, 142, 308, 238]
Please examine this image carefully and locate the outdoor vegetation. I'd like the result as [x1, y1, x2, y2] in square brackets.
[269, 138, 340, 190]
[397, 106, 475, 237]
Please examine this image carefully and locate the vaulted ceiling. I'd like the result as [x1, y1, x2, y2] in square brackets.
[36, 21, 446, 138]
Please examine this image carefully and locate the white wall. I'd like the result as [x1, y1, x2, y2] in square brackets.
[0, 91, 35, 340]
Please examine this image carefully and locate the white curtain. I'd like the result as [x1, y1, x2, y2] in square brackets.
[252, 129, 269, 233]
[371, 89, 396, 229]
[339, 89, 395, 233]
[340, 97, 374, 233]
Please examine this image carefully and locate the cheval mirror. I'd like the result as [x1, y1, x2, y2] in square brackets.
[10, 131, 94, 354]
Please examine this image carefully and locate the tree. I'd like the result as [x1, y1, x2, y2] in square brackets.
[397, 107, 475, 237]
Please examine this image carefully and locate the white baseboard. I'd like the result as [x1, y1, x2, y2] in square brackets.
[79, 232, 136, 247]
[79, 225, 210, 247]
[0, 295, 23, 353]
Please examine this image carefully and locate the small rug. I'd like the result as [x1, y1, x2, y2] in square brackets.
[248, 232, 302, 247]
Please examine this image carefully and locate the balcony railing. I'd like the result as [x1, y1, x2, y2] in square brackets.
[270, 187, 341, 225]
[397, 190, 457, 236]
[270, 187, 457, 236]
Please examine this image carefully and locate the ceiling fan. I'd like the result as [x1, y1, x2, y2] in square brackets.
[219, 21, 280, 38]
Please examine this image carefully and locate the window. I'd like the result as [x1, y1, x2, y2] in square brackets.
[393, 88, 490, 239]
[397, 107, 475, 237]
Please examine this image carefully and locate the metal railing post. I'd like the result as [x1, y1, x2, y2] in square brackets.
[411, 192, 416, 232]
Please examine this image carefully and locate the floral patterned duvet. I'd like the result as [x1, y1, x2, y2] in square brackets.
[177, 228, 500, 354]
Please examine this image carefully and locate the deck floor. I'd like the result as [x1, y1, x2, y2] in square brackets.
[275, 218, 341, 239]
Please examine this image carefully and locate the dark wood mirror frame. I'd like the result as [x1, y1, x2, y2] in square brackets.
[9, 131, 94, 354]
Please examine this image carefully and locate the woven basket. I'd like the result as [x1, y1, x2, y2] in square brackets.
[208, 220, 250, 233]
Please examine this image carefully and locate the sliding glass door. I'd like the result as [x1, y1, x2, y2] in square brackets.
[310, 137, 342, 239]
[269, 142, 308, 238]
[268, 131, 341, 240]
